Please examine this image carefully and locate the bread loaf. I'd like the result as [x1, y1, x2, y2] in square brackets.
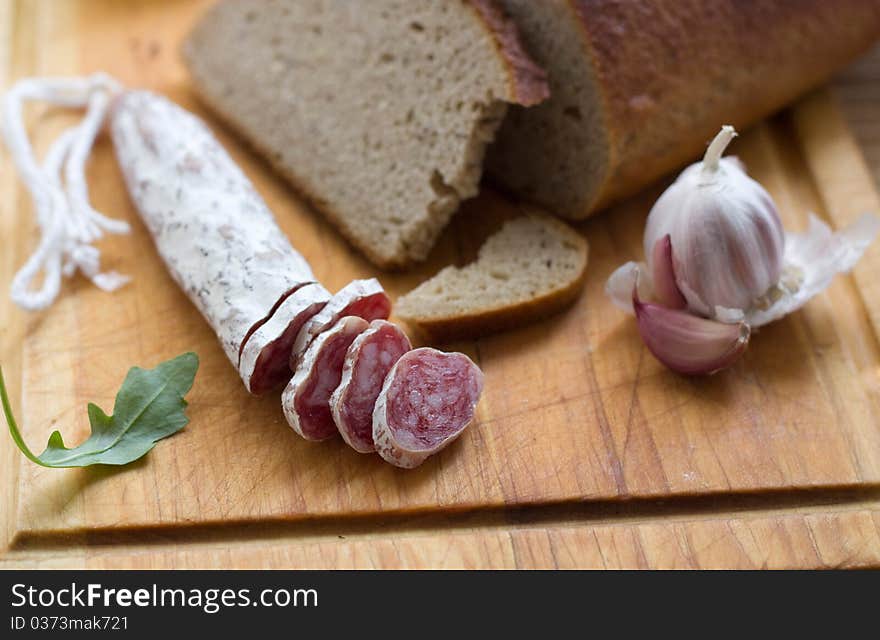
[487, 0, 880, 219]
[184, 0, 548, 268]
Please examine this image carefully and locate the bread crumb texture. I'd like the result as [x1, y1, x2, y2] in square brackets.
[184, 0, 547, 267]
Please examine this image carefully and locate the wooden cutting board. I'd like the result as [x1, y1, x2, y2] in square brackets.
[3, 0, 880, 568]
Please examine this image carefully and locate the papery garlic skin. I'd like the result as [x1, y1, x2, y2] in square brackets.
[644, 126, 786, 317]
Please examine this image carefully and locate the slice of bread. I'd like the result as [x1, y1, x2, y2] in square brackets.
[486, 0, 880, 220]
[183, 0, 548, 268]
[396, 211, 588, 340]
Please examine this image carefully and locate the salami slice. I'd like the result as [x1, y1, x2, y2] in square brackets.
[110, 90, 314, 378]
[237, 282, 309, 365]
[239, 282, 330, 395]
[373, 348, 484, 469]
[282, 316, 369, 441]
[289, 278, 391, 368]
[329, 320, 412, 453]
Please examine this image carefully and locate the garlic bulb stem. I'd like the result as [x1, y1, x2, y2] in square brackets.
[701, 125, 738, 175]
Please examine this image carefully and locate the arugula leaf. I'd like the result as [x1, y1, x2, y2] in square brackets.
[1, 352, 198, 467]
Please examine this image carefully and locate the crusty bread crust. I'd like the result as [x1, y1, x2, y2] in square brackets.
[467, 0, 550, 106]
[568, 0, 880, 215]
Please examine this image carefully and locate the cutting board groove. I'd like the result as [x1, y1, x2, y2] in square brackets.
[9, 485, 880, 551]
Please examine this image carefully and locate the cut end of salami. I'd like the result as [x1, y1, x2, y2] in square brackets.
[283, 315, 369, 441]
[373, 347, 484, 469]
[348, 290, 392, 324]
[240, 283, 330, 395]
[237, 282, 313, 365]
[290, 278, 391, 369]
[330, 320, 412, 454]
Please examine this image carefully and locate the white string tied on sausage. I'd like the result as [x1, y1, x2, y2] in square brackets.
[2, 72, 131, 311]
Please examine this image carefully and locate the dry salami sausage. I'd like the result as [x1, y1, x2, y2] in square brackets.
[6, 79, 491, 468]
[110, 90, 314, 388]
[289, 278, 391, 368]
[240, 282, 330, 394]
[372, 347, 484, 468]
[282, 316, 369, 441]
[329, 320, 411, 453]
[110, 91, 483, 463]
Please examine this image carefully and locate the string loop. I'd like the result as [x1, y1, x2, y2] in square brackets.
[2, 73, 130, 311]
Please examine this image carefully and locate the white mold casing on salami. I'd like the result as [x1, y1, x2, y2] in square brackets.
[289, 278, 391, 368]
[283, 316, 369, 441]
[373, 347, 484, 469]
[330, 320, 411, 453]
[110, 90, 314, 374]
[239, 282, 330, 395]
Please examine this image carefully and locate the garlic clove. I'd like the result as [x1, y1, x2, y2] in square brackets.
[650, 234, 687, 309]
[746, 212, 880, 327]
[633, 286, 750, 375]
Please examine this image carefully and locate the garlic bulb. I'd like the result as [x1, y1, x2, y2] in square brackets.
[644, 126, 785, 318]
[606, 125, 880, 375]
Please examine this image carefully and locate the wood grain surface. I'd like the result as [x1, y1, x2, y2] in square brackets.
[3, 0, 880, 568]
